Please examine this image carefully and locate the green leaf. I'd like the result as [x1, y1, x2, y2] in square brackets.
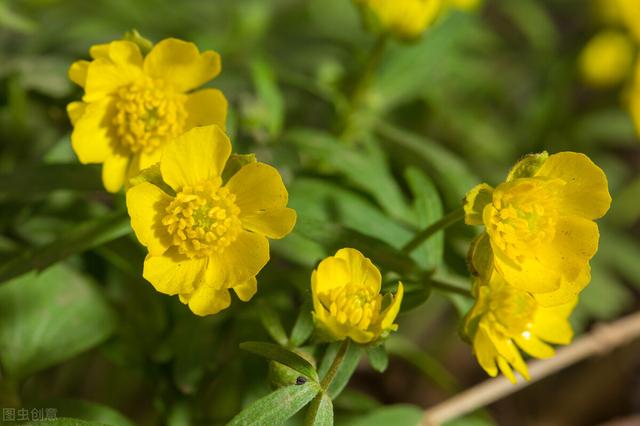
[0, 164, 102, 197]
[341, 404, 423, 426]
[305, 393, 334, 426]
[228, 382, 321, 426]
[318, 342, 363, 398]
[240, 341, 319, 382]
[377, 122, 478, 209]
[258, 300, 289, 346]
[251, 59, 285, 137]
[405, 167, 444, 271]
[0, 264, 116, 379]
[366, 345, 389, 373]
[289, 305, 314, 347]
[0, 211, 130, 284]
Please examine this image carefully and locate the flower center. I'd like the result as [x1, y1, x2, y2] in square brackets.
[486, 178, 563, 261]
[162, 180, 241, 258]
[488, 285, 536, 336]
[113, 77, 187, 154]
[319, 284, 381, 331]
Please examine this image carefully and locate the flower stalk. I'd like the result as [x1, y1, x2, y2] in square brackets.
[402, 207, 465, 254]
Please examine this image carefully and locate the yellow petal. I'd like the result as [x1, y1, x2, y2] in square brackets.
[69, 60, 90, 87]
[380, 282, 404, 330]
[220, 230, 269, 283]
[497, 357, 517, 384]
[233, 277, 258, 302]
[493, 246, 561, 293]
[532, 300, 576, 344]
[225, 162, 289, 213]
[143, 38, 221, 92]
[67, 101, 86, 126]
[240, 208, 297, 239]
[89, 43, 110, 59]
[514, 334, 555, 359]
[160, 125, 230, 191]
[535, 152, 611, 220]
[187, 285, 231, 316]
[126, 182, 173, 256]
[533, 272, 587, 307]
[102, 152, 130, 193]
[579, 31, 634, 87]
[70, 97, 116, 163]
[84, 59, 142, 102]
[185, 88, 228, 130]
[464, 183, 494, 225]
[143, 249, 206, 295]
[335, 248, 382, 293]
[473, 325, 498, 377]
[313, 256, 351, 294]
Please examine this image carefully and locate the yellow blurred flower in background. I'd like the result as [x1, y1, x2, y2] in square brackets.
[126, 125, 296, 316]
[579, 31, 634, 87]
[464, 271, 576, 383]
[353, 0, 443, 40]
[464, 152, 611, 303]
[67, 37, 227, 193]
[311, 248, 403, 343]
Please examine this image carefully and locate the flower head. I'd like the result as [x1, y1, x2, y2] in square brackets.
[68, 37, 227, 193]
[463, 270, 576, 383]
[126, 125, 296, 316]
[354, 0, 442, 40]
[311, 248, 403, 344]
[579, 31, 634, 87]
[464, 152, 611, 304]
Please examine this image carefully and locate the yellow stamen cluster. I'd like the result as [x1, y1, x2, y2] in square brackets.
[486, 179, 562, 260]
[113, 77, 187, 154]
[486, 286, 536, 336]
[318, 284, 381, 331]
[162, 180, 241, 257]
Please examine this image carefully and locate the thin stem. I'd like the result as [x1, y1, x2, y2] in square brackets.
[402, 207, 465, 254]
[429, 279, 472, 299]
[304, 339, 351, 426]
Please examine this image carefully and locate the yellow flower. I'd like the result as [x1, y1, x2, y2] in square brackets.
[579, 31, 635, 87]
[354, 0, 443, 40]
[463, 270, 575, 383]
[616, 0, 640, 43]
[67, 37, 227, 193]
[126, 125, 296, 316]
[464, 152, 611, 304]
[311, 248, 403, 344]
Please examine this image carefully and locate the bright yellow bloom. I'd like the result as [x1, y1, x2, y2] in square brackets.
[311, 248, 403, 344]
[579, 31, 635, 87]
[463, 270, 575, 383]
[616, 0, 640, 43]
[126, 125, 296, 316]
[68, 37, 227, 193]
[354, 0, 443, 40]
[464, 152, 611, 304]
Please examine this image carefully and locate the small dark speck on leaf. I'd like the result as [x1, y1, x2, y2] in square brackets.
[295, 376, 307, 385]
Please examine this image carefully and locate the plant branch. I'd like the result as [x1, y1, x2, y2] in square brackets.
[402, 208, 465, 254]
[429, 279, 472, 298]
[419, 310, 640, 425]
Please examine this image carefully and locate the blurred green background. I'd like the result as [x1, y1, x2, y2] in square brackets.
[1, 0, 639, 424]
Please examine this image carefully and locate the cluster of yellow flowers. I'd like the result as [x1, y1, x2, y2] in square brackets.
[67, 35, 403, 341]
[579, 0, 640, 134]
[463, 152, 611, 382]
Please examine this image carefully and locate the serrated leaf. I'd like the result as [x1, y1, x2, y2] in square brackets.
[240, 341, 319, 382]
[305, 393, 334, 426]
[366, 345, 389, 373]
[0, 264, 116, 379]
[228, 382, 321, 426]
[0, 211, 131, 284]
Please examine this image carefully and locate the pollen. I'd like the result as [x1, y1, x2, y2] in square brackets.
[113, 76, 187, 154]
[162, 180, 241, 258]
[486, 178, 563, 261]
[319, 284, 382, 331]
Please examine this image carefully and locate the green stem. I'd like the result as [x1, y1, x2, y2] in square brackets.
[304, 339, 351, 425]
[429, 279, 472, 298]
[402, 207, 465, 254]
[340, 35, 388, 140]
